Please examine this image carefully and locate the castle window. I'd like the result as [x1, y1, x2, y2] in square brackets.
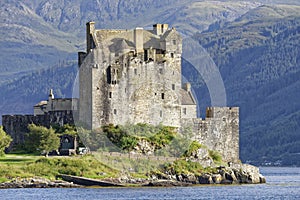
[160, 110, 162, 117]
[125, 88, 127, 93]
[159, 68, 163, 74]
[172, 40, 176, 45]
[134, 68, 137, 75]
[114, 109, 117, 115]
[170, 53, 174, 58]
[172, 84, 175, 90]
[109, 92, 112, 98]
[144, 49, 148, 61]
[161, 93, 165, 99]
[106, 66, 112, 84]
[183, 108, 187, 115]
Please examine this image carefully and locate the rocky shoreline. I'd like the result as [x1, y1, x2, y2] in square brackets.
[0, 177, 82, 189]
[133, 163, 266, 186]
[0, 164, 265, 189]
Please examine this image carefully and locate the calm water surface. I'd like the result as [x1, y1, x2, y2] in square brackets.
[0, 167, 299, 200]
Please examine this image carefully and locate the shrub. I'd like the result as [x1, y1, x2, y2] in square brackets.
[0, 126, 12, 156]
[183, 141, 205, 157]
[208, 150, 222, 163]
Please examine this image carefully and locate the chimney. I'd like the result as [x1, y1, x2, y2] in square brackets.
[153, 24, 169, 35]
[185, 83, 191, 92]
[134, 27, 143, 53]
[49, 89, 54, 101]
[86, 21, 95, 52]
[153, 24, 162, 35]
[162, 24, 169, 33]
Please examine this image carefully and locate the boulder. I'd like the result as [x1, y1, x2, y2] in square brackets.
[198, 174, 213, 184]
[223, 170, 238, 184]
[230, 163, 265, 184]
[259, 175, 266, 183]
[134, 139, 155, 154]
[212, 174, 222, 184]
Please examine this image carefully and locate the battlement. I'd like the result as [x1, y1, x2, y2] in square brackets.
[33, 89, 78, 116]
[206, 107, 239, 119]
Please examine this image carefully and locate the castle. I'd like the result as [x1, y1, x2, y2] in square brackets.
[78, 22, 195, 129]
[2, 22, 239, 162]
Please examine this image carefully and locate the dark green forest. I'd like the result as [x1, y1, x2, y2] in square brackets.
[0, 1, 299, 166]
[188, 9, 300, 166]
[0, 62, 77, 115]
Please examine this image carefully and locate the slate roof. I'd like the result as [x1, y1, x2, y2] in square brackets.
[34, 101, 47, 107]
[94, 28, 175, 51]
[180, 89, 196, 105]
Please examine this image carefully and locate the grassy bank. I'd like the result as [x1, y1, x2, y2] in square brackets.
[0, 154, 120, 183]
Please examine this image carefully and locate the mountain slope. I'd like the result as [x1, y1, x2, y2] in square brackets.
[0, 0, 262, 114]
[0, 62, 77, 116]
[0, 0, 261, 77]
[192, 5, 300, 165]
[0, 1, 300, 166]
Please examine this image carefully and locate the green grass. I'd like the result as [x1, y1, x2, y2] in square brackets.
[0, 154, 121, 183]
[93, 152, 171, 174]
[0, 154, 38, 164]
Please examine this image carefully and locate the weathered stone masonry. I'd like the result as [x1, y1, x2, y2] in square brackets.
[2, 111, 74, 148]
[2, 22, 239, 162]
[77, 22, 240, 162]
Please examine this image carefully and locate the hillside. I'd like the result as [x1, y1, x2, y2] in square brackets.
[192, 5, 300, 166]
[0, 1, 299, 166]
[0, 0, 261, 78]
[0, 63, 77, 116]
[0, 0, 261, 117]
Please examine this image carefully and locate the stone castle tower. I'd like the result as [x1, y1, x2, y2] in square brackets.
[78, 22, 197, 129]
[77, 22, 239, 162]
[2, 22, 239, 162]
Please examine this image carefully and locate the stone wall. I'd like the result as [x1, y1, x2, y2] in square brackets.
[2, 111, 74, 148]
[181, 107, 239, 162]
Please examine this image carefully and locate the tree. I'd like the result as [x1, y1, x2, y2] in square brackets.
[40, 127, 60, 157]
[25, 124, 43, 153]
[0, 126, 12, 156]
[26, 124, 60, 156]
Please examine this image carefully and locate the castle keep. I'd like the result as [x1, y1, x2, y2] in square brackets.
[77, 22, 239, 162]
[2, 22, 239, 162]
[78, 22, 196, 129]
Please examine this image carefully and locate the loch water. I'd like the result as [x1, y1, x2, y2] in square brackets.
[0, 167, 299, 200]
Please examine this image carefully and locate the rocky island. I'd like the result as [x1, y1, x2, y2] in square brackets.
[1, 22, 265, 188]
